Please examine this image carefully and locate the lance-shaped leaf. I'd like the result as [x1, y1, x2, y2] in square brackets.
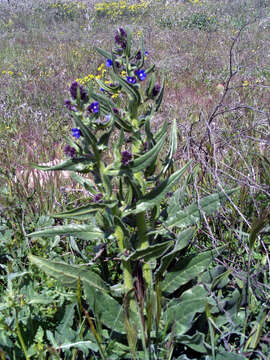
[113, 110, 133, 132]
[155, 73, 165, 111]
[131, 133, 167, 173]
[155, 227, 194, 281]
[115, 74, 141, 105]
[124, 241, 173, 262]
[27, 224, 103, 242]
[146, 72, 156, 98]
[94, 46, 111, 60]
[84, 283, 126, 334]
[29, 255, 126, 334]
[31, 157, 94, 173]
[104, 133, 167, 176]
[70, 172, 98, 194]
[166, 285, 212, 335]
[162, 118, 178, 174]
[75, 115, 98, 151]
[29, 254, 108, 291]
[53, 200, 118, 219]
[123, 162, 191, 216]
[91, 91, 115, 109]
[165, 188, 239, 229]
[162, 246, 224, 294]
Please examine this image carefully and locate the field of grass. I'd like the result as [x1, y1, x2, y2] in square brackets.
[0, 0, 270, 359]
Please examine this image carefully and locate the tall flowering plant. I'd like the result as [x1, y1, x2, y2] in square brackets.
[28, 29, 235, 358]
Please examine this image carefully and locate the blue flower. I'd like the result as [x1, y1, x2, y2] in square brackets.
[126, 76, 137, 84]
[104, 114, 111, 123]
[106, 59, 113, 67]
[100, 88, 105, 92]
[144, 51, 149, 57]
[88, 101, 99, 113]
[72, 128, 81, 139]
[136, 69, 147, 81]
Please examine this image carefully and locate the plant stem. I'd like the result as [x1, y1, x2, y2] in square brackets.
[136, 212, 152, 289]
[16, 311, 29, 360]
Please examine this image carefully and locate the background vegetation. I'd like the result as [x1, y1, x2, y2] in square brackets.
[0, 0, 269, 359]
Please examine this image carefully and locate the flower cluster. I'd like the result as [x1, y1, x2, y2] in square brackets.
[115, 27, 128, 49]
[121, 150, 132, 166]
[70, 81, 89, 102]
[64, 27, 161, 163]
[95, 0, 149, 19]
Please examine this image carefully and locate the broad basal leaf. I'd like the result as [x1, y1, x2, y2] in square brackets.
[165, 188, 239, 229]
[84, 283, 126, 334]
[27, 224, 103, 241]
[162, 247, 224, 294]
[29, 254, 108, 291]
[124, 241, 173, 262]
[166, 285, 212, 336]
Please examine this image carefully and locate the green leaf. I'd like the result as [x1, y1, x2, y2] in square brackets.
[175, 332, 207, 354]
[162, 247, 224, 294]
[249, 213, 269, 252]
[104, 133, 167, 176]
[53, 200, 118, 219]
[55, 340, 99, 352]
[94, 46, 111, 60]
[115, 74, 141, 105]
[130, 133, 166, 173]
[123, 162, 191, 216]
[29, 254, 108, 291]
[162, 118, 178, 174]
[216, 352, 247, 360]
[125, 241, 173, 262]
[27, 224, 103, 241]
[165, 188, 239, 229]
[84, 283, 126, 334]
[70, 172, 98, 193]
[155, 72, 165, 111]
[32, 157, 94, 172]
[166, 285, 210, 335]
[155, 228, 194, 280]
[75, 115, 98, 151]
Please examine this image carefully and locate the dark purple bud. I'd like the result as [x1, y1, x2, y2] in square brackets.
[121, 41, 127, 49]
[115, 34, 121, 45]
[121, 150, 132, 166]
[93, 193, 103, 203]
[143, 142, 148, 151]
[119, 27, 127, 37]
[70, 81, 89, 102]
[135, 51, 142, 60]
[152, 83, 161, 97]
[64, 99, 77, 112]
[64, 144, 76, 158]
[113, 107, 119, 115]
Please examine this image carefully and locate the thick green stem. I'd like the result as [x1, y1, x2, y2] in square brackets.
[16, 311, 29, 360]
[136, 212, 152, 289]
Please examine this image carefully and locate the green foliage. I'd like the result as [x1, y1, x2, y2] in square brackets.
[182, 12, 217, 31]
